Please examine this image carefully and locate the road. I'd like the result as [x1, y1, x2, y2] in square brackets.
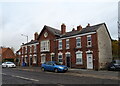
[2, 68, 120, 85]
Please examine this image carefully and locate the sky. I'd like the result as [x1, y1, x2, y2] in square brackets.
[0, 0, 119, 51]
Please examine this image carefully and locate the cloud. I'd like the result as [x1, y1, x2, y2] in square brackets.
[0, 1, 118, 51]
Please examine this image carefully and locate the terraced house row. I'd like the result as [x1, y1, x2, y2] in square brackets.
[16, 23, 112, 70]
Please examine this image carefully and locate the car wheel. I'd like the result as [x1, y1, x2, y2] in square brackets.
[54, 68, 58, 73]
[41, 67, 45, 71]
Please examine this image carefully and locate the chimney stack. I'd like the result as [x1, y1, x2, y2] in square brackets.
[61, 23, 66, 34]
[77, 25, 82, 31]
[34, 32, 38, 40]
[86, 23, 90, 27]
[72, 28, 75, 31]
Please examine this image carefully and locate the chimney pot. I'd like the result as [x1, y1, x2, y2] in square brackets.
[86, 23, 90, 27]
[77, 25, 82, 31]
[72, 28, 75, 31]
[61, 23, 66, 34]
[34, 32, 38, 40]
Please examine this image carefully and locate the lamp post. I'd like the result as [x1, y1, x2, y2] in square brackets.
[21, 34, 28, 43]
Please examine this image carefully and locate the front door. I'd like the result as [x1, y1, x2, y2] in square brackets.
[66, 54, 71, 67]
[87, 54, 93, 69]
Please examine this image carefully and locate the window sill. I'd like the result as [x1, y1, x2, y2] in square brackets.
[76, 63, 83, 65]
[87, 46, 92, 48]
[58, 48, 62, 50]
[76, 46, 82, 49]
[66, 48, 70, 49]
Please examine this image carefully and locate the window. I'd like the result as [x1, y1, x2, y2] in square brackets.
[66, 39, 69, 49]
[58, 40, 62, 50]
[76, 37, 81, 48]
[87, 35, 92, 47]
[41, 55, 46, 63]
[33, 56, 37, 63]
[41, 40, 50, 52]
[25, 46, 27, 54]
[30, 47, 32, 53]
[34, 45, 36, 52]
[76, 51, 83, 64]
[58, 52, 63, 64]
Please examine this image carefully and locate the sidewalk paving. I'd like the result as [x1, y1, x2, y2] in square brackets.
[14, 66, 120, 80]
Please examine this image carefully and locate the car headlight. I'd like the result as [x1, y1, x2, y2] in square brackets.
[59, 67, 64, 69]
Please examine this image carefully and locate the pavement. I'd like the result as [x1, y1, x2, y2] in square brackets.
[13, 66, 120, 80]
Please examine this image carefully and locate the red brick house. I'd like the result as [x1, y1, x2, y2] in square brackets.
[0, 47, 15, 62]
[19, 23, 112, 70]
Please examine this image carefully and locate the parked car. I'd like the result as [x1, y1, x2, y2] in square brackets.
[41, 61, 68, 73]
[2, 62, 16, 68]
[108, 60, 120, 71]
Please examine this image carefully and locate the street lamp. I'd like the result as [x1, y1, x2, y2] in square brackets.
[21, 34, 28, 43]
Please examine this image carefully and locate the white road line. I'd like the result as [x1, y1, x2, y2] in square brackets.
[2, 73, 39, 82]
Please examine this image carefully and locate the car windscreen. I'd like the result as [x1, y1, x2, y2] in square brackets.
[6, 62, 13, 64]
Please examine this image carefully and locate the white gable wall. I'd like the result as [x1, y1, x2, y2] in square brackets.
[97, 25, 112, 69]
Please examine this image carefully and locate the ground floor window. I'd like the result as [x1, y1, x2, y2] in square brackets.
[58, 52, 63, 64]
[76, 51, 83, 64]
[41, 55, 46, 63]
[33, 56, 37, 64]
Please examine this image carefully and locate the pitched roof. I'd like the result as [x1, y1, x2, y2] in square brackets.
[60, 23, 104, 38]
[22, 40, 38, 46]
[0, 48, 8, 54]
[44, 25, 61, 36]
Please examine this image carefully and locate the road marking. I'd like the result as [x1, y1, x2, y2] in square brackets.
[2, 73, 39, 82]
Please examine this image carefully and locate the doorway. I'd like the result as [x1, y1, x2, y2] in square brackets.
[87, 54, 93, 69]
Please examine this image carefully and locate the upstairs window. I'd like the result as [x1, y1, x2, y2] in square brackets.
[58, 40, 62, 50]
[41, 40, 50, 52]
[25, 47, 27, 54]
[66, 39, 69, 49]
[34, 45, 36, 53]
[87, 35, 92, 47]
[76, 37, 81, 48]
[30, 46, 32, 53]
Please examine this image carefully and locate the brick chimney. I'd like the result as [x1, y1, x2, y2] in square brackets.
[77, 25, 82, 31]
[86, 23, 90, 27]
[61, 23, 66, 34]
[34, 32, 38, 40]
[72, 28, 75, 31]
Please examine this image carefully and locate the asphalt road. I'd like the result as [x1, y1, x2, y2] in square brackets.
[2, 68, 120, 85]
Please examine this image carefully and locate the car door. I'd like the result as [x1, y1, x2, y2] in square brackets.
[45, 62, 54, 71]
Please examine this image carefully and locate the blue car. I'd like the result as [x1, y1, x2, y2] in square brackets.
[41, 61, 68, 73]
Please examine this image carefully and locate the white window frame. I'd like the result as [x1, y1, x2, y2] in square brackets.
[87, 35, 92, 47]
[33, 55, 37, 64]
[34, 45, 36, 53]
[25, 46, 27, 54]
[41, 54, 46, 63]
[76, 37, 81, 48]
[66, 39, 69, 49]
[58, 40, 62, 50]
[76, 51, 83, 64]
[58, 52, 63, 64]
[30, 46, 32, 53]
[41, 40, 50, 52]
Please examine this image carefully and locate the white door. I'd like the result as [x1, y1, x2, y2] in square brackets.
[87, 54, 93, 69]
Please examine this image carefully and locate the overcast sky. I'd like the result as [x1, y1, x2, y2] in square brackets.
[0, 0, 119, 51]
